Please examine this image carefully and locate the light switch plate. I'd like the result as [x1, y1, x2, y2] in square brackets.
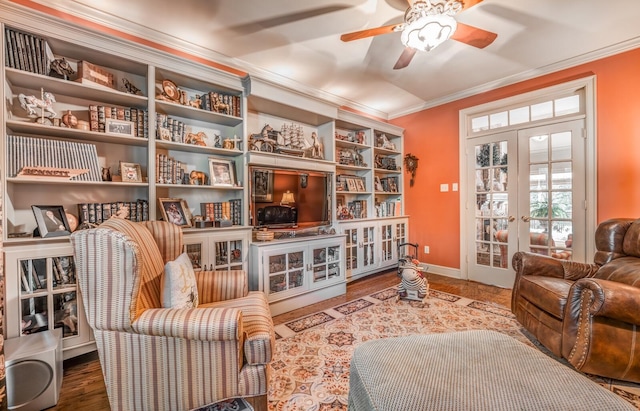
[440, 183, 449, 192]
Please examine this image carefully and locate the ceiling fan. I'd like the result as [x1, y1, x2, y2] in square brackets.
[340, 0, 497, 69]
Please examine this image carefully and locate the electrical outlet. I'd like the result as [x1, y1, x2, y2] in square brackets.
[424, 245, 430, 254]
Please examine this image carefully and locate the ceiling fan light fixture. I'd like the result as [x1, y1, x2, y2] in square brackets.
[401, 14, 457, 52]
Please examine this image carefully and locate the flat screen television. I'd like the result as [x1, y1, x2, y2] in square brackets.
[249, 166, 332, 229]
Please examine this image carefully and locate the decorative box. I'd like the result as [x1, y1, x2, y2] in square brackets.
[75, 61, 116, 89]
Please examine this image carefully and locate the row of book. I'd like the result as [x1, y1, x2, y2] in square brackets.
[337, 200, 368, 220]
[78, 200, 150, 225]
[200, 92, 241, 118]
[377, 176, 399, 193]
[4, 27, 54, 75]
[201, 199, 242, 225]
[89, 105, 148, 138]
[156, 113, 187, 143]
[7, 135, 102, 181]
[375, 200, 402, 217]
[155, 154, 188, 184]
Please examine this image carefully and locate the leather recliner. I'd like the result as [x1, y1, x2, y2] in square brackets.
[512, 217, 640, 383]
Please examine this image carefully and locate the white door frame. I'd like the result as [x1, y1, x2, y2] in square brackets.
[459, 76, 597, 283]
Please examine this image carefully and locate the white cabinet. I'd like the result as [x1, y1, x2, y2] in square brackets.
[339, 217, 409, 281]
[250, 235, 346, 315]
[183, 228, 252, 272]
[4, 242, 93, 360]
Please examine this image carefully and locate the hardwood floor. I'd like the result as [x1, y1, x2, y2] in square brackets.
[48, 270, 512, 410]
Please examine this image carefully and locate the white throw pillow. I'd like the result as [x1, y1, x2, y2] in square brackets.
[161, 252, 199, 309]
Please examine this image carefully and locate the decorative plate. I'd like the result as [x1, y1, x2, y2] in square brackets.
[162, 80, 180, 101]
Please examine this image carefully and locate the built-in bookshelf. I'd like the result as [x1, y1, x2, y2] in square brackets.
[1, 4, 406, 358]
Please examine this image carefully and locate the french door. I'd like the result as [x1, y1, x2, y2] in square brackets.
[466, 119, 585, 288]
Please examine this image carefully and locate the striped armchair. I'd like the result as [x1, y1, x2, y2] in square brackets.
[70, 218, 275, 411]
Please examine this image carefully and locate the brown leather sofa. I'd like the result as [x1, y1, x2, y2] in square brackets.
[512, 217, 640, 383]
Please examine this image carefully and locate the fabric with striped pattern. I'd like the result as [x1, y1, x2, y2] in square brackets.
[70, 219, 274, 411]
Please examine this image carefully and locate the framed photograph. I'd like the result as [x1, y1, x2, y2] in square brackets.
[355, 178, 366, 192]
[158, 198, 192, 228]
[106, 118, 135, 136]
[32, 205, 71, 238]
[119, 162, 143, 183]
[253, 169, 273, 202]
[209, 158, 236, 187]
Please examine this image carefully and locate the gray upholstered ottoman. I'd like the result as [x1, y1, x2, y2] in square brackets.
[348, 330, 635, 410]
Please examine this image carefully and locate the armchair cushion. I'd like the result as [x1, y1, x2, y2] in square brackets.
[162, 252, 199, 308]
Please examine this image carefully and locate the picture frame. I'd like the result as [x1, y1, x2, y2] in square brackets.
[355, 178, 366, 192]
[158, 198, 192, 228]
[106, 118, 135, 136]
[119, 162, 143, 183]
[32, 205, 71, 238]
[209, 158, 236, 187]
[253, 169, 273, 202]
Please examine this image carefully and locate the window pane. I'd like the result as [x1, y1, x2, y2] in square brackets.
[551, 161, 572, 190]
[472, 116, 489, 132]
[530, 164, 548, 191]
[551, 191, 572, 219]
[509, 106, 529, 125]
[551, 131, 572, 161]
[490, 111, 508, 129]
[529, 135, 548, 163]
[555, 95, 580, 116]
[531, 101, 553, 121]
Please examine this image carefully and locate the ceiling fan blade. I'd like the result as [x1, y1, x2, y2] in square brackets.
[451, 22, 497, 48]
[341, 24, 398, 42]
[460, 0, 483, 11]
[393, 47, 417, 70]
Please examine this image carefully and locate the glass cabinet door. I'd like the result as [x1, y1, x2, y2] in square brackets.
[267, 250, 305, 294]
[344, 227, 358, 271]
[215, 239, 244, 271]
[19, 255, 79, 339]
[380, 223, 393, 264]
[362, 225, 376, 268]
[312, 244, 341, 284]
[394, 220, 408, 260]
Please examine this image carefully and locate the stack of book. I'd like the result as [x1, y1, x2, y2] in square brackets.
[89, 105, 147, 138]
[4, 27, 53, 75]
[347, 200, 367, 219]
[7, 135, 102, 181]
[155, 153, 186, 184]
[77, 200, 149, 225]
[155, 113, 185, 143]
[375, 200, 402, 217]
[200, 199, 242, 225]
[200, 92, 241, 117]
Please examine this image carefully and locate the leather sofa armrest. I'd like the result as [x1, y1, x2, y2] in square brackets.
[513, 252, 565, 279]
[568, 278, 640, 326]
[513, 252, 599, 280]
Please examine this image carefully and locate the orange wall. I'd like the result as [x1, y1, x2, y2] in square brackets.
[392, 47, 640, 269]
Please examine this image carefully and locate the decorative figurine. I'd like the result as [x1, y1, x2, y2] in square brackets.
[122, 78, 142, 95]
[18, 89, 57, 122]
[49, 57, 75, 80]
[62, 110, 78, 128]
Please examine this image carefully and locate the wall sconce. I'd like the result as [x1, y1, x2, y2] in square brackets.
[300, 173, 308, 188]
[280, 190, 295, 206]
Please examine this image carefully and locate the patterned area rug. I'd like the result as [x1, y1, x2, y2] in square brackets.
[268, 287, 640, 410]
[195, 397, 253, 411]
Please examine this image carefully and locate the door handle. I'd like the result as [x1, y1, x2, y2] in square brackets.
[521, 216, 531, 222]
[508, 216, 515, 222]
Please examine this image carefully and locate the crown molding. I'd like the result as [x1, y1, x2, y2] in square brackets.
[389, 36, 640, 119]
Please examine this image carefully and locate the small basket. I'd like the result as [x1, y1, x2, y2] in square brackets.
[255, 229, 274, 241]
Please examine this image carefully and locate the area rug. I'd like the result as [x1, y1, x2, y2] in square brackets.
[268, 287, 640, 410]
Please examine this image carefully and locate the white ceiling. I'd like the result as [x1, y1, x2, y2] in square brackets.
[28, 0, 640, 118]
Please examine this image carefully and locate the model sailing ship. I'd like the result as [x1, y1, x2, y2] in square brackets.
[278, 123, 308, 156]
